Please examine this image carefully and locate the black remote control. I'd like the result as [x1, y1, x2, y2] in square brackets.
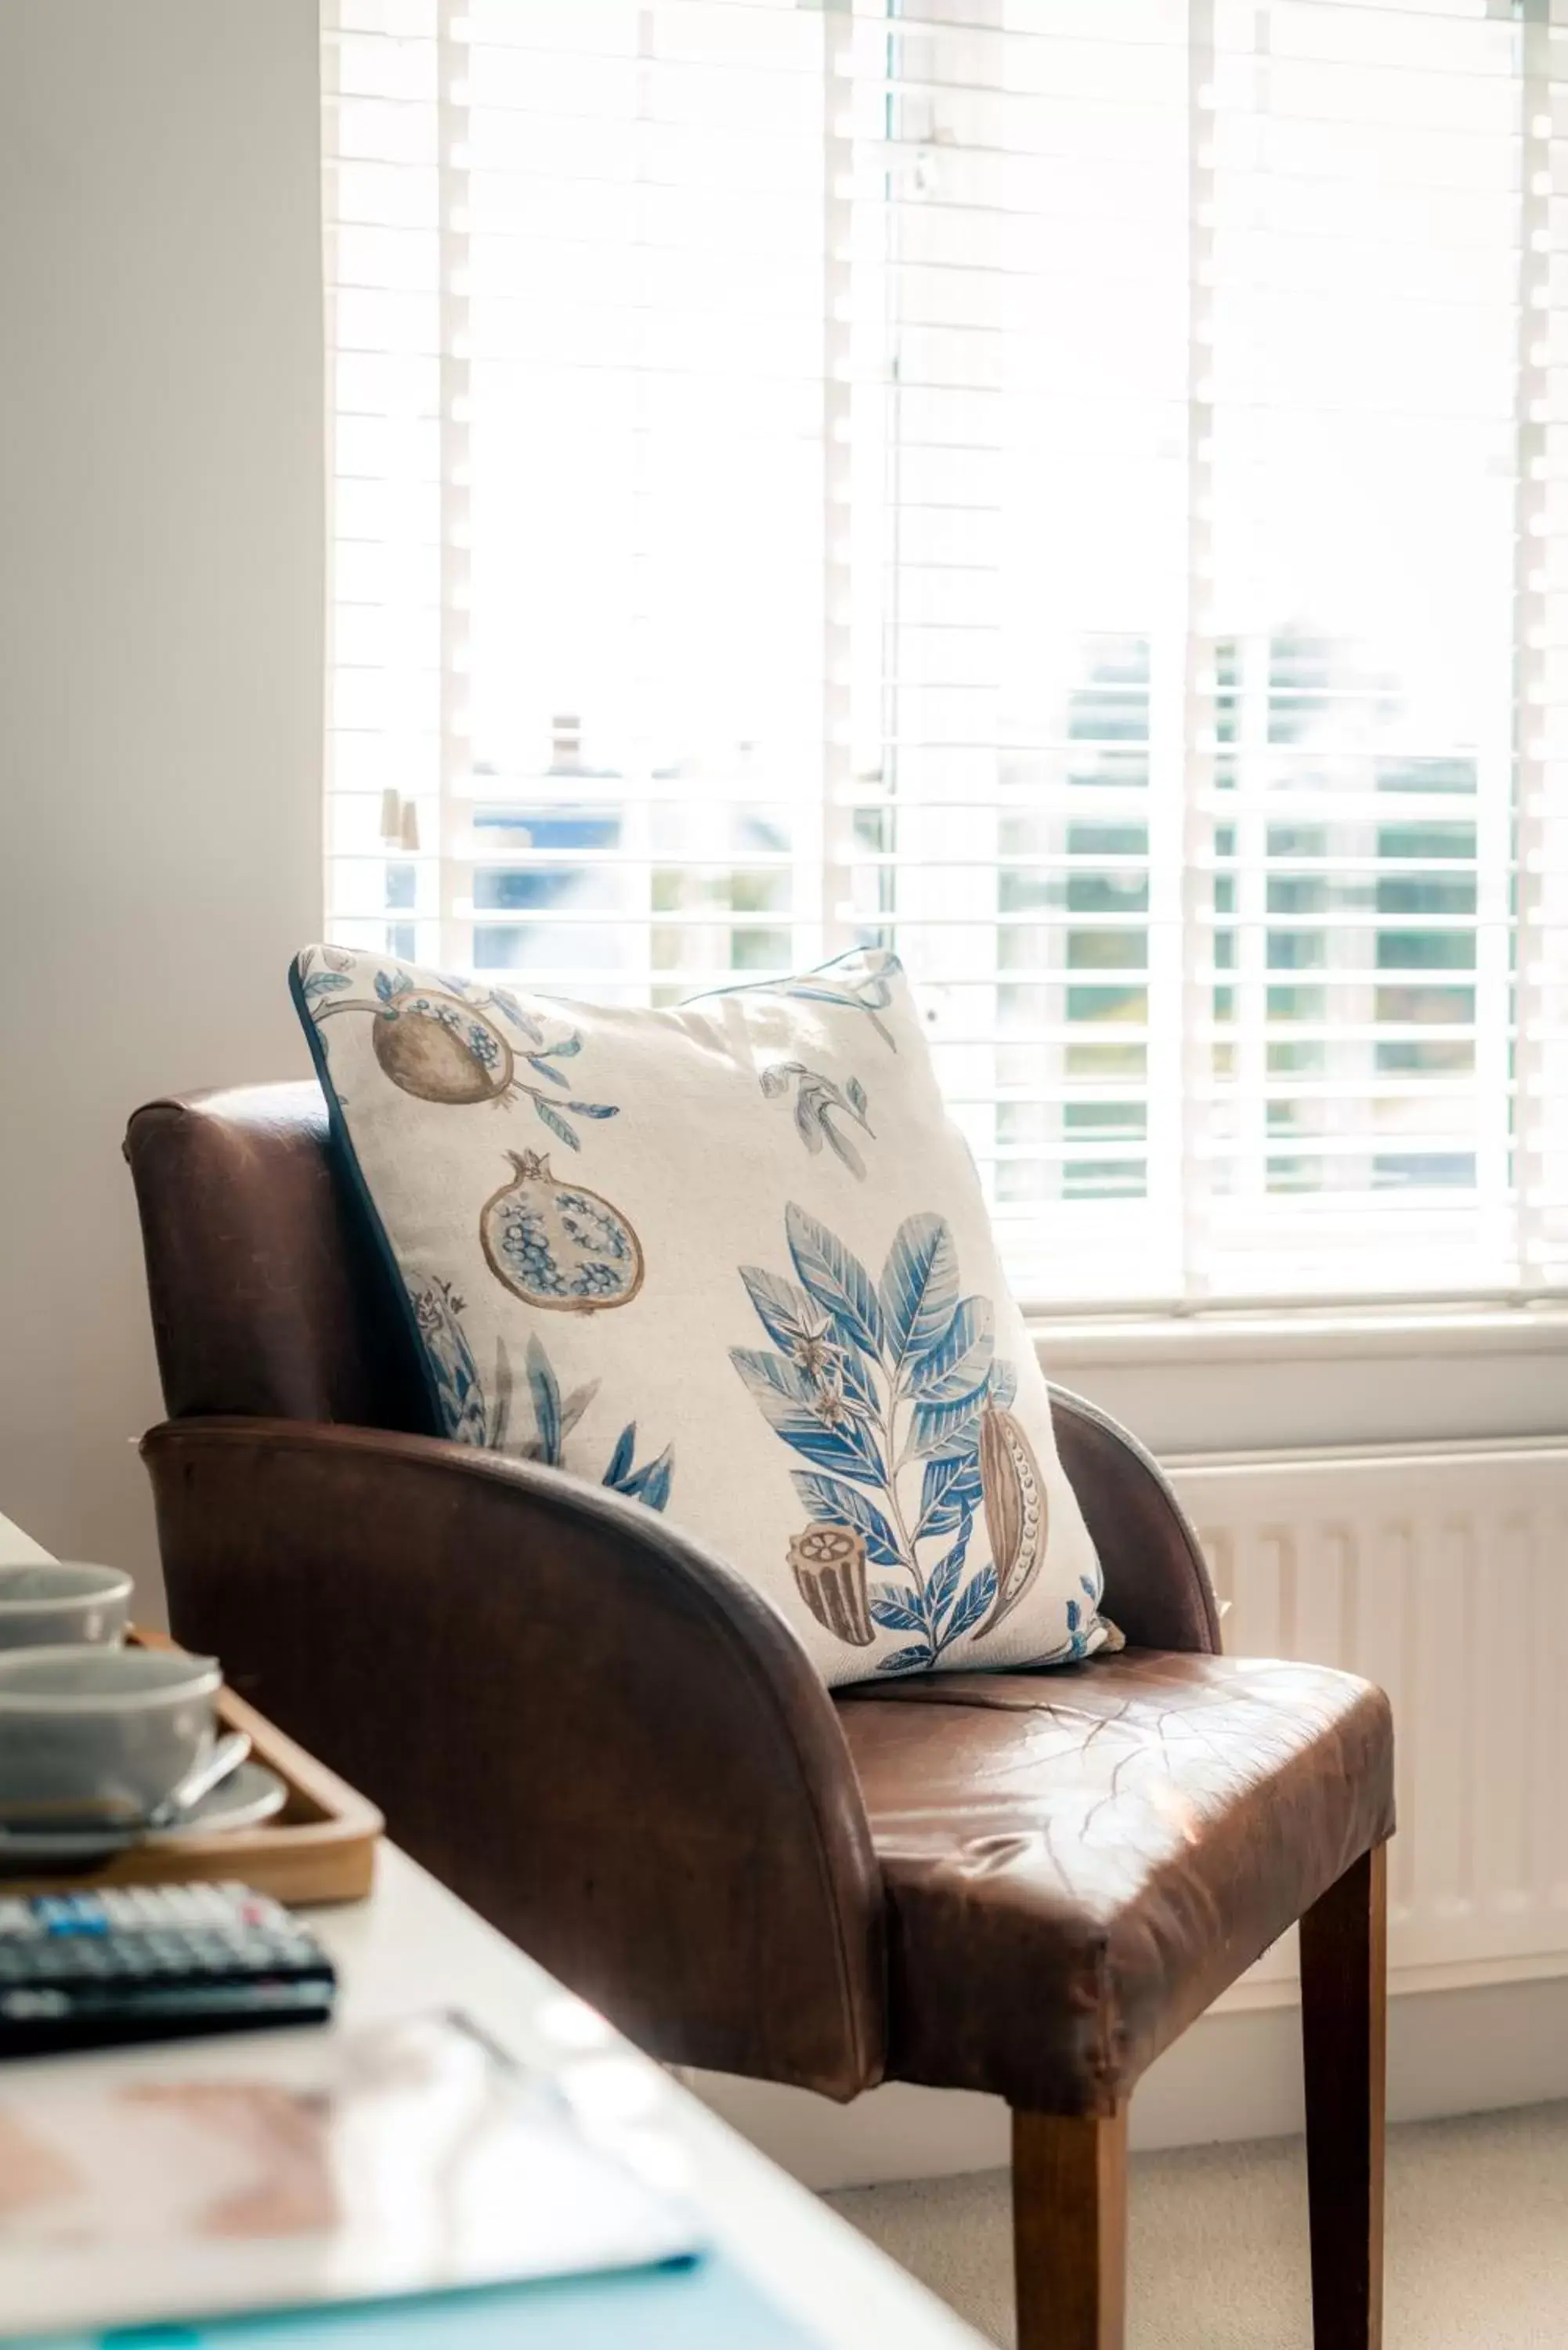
[0, 1883, 337, 2055]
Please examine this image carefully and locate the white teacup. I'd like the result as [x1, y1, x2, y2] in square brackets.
[0, 1564, 132, 1649]
[0, 1645, 220, 1825]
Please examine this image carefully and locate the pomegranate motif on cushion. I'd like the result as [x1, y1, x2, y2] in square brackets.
[480, 1151, 645, 1314]
[297, 952, 617, 1148]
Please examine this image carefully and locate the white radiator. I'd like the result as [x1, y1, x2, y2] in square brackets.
[1169, 1437, 1568, 2004]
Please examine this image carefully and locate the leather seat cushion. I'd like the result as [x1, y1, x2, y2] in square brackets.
[836, 1648, 1394, 2113]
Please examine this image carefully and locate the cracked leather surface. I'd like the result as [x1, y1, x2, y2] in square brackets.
[837, 1648, 1394, 2113]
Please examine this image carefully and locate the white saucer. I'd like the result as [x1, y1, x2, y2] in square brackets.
[0, 1761, 287, 1865]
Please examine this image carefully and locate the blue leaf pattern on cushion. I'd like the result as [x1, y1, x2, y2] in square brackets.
[487, 988, 545, 1044]
[702, 948, 901, 1043]
[618, 1446, 674, 1511]
[775, 953, 900, 1051]
[409, 1277, 500, 1447]
[869, 1588, 928, 1635]
[761, 1064, 876, 1180]
[923, 1525, 970, 1630]
[917, 1452, 984, 1540]
[604, 1423, 637, 1488]
[836, 1345, 880, 1415]
[878, 1214, 958, 1367]
[942, 1564, 997, 1644]
[739, 1267, 823, 1357]
[408, 1285, 672, 1510]
[909, 1386, 988, 1463]
[708, 947, 902, 1053]
[533, 1099, 582, 1150]
[730, 1347, 815, 1407]
[786, 1204, 885, 1358]
[791, 1472, 903, 1569]
[734, 1205, 1069, 1676]
[525, 1336, 562, 1466]
[909, 1296, 994, 1403]
[771, 1415, 886, 1487]
[559, 1379, 599, 1437]
[730, 1347, 886, 1485]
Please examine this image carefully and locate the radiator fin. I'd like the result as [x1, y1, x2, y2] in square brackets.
[1171, 1447, 1568, 1990]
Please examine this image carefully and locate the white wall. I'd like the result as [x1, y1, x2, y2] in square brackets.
[0, 1, 323, 1603]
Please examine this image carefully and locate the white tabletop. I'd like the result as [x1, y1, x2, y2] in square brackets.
[0, 1515, 53, 1567]
[0, 1845, 984, 2350]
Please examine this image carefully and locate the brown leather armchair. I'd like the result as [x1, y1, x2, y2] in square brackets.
[126, 1081, 1393, 2350]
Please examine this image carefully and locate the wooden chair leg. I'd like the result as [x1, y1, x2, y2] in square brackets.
[1012, 2102, 1129, 2350]
[1299, 1841, 1388, 2350]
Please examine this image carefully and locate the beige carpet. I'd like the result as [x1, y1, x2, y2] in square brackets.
[827, 2104, 1568, 2347]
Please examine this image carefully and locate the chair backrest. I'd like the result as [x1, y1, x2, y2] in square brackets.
[125, 1083, 433, 1434]
[125, 1082, 1220, 1651]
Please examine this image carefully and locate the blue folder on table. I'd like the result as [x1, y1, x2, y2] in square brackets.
[20, 2253, 820, 2350]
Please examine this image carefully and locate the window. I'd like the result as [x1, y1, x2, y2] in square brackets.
[323, 0, 1568, 1307]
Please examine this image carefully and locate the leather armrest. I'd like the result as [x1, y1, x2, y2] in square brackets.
[140, 1417, 885, 2099]
[1050, 1386, 1222, 1654]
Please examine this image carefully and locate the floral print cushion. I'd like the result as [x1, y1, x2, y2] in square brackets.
[291, 944, 1115, 1690]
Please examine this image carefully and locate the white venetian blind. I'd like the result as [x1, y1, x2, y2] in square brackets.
[323, 0, 1568, 1309]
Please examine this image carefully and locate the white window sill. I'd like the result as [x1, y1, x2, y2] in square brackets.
[1028, 1299, 1568, 1374]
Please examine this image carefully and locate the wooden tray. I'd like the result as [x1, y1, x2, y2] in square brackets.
[0, 1634, 383, 1905]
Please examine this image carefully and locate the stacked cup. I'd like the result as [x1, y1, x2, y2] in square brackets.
[0, 1567, 222, 1830]
[0, 1564, 134, 1651]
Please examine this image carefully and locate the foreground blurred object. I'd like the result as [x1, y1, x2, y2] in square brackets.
[0, 2009, 695, 2335]
[128, 1083, 1395, 2350]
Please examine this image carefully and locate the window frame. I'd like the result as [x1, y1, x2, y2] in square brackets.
[321, 0, 1568, 1323]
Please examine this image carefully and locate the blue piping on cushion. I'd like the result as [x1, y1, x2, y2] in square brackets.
[287, 953, 450, 1441]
